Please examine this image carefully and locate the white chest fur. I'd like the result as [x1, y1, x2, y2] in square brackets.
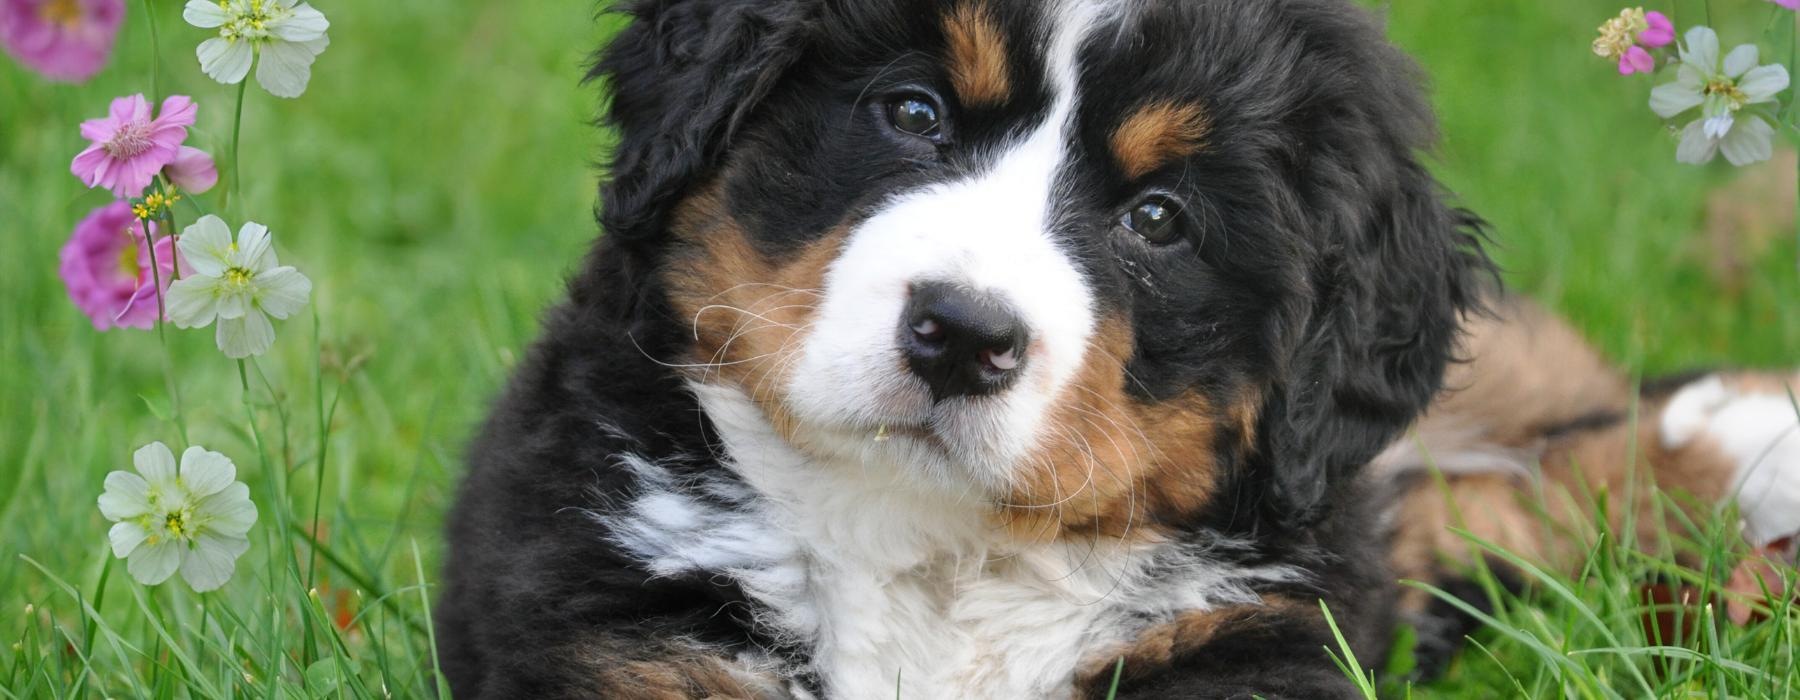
[598, 384, 1295, 699]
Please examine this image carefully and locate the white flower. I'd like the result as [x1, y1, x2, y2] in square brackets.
[1650, 26, 1790, 166]
[166, 215, 312, 358]
[98, 442, 257, 591]
[184, 0, 331, 98]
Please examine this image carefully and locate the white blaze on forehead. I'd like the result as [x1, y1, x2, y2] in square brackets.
[785, 1, 1110, 486]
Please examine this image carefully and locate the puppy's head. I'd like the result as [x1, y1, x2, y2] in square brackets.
[589, 0, 1489, 537]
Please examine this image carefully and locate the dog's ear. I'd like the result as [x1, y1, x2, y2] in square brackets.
[590, 0, 813, 243]
[1256, 162, 1492, 528]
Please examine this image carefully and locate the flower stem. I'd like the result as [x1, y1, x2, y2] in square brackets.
[229, 77, 249, 217]
[142, 0, 160, 103]
[140, 190, 189, 448]
[305, 310, 330, 592]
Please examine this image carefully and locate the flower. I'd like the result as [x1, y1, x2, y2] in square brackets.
[166, 215, 312, 358]
[98, 442, 257, 591]
[1650, 27, 1791, 165]
[1770, 0, 1800, 11]
[58, 201, 181, 330]
[184, 0, 330, 99]
[165, 146, 218, 194]
[70, 94, 198, 198]
[0, 0, 124, 82]
[1594, 8, 1674, 75]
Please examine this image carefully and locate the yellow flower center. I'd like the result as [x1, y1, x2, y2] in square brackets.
[165, 510, 190, 538]
[225, 267, 255, 288]
[1592, 7, 1649, 61]
[38, 0, 82, 28]
[1704, 78, 1748, 109]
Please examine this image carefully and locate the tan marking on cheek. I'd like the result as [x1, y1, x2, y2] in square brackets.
[995, 317, 1227, 541]
[942, 2, 1012, 107]
[662, 185, 846, 433]
[1111, 102, 1212, 180]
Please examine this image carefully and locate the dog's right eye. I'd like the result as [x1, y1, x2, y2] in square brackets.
[888, 96, 944, 139]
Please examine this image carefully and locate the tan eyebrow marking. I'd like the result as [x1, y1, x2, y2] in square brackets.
[1111, 101, 1212, 179]
[942, 2, 1012, 107]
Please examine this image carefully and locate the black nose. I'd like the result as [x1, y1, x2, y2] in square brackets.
[900, 281, 1029, 400]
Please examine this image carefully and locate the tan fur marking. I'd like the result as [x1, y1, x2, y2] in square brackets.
[1111, 102, 1212, 179]
[942, 3, 1012, 106]
[996, 318, 1232, 541]
[662, 184, 844, 438]
[1072, 597, 1314, 696]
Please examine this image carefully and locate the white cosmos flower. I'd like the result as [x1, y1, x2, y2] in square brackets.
[166, 215, 312, 359]
[1649, 26, 1791, 166]
[184, 0, 331, 98]
[98, 442, 257, 591]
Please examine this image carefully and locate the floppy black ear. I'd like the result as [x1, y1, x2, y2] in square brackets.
[590, 0, 814, 243]
[1258, 162, 1492, 528]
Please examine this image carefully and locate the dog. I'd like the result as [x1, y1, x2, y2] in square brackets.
[436, 1, 1800, 697]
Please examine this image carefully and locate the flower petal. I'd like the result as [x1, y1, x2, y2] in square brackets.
[183, 0, 230, 28]
[155, 95, 199, 131]
[178, 215, 235, 277]
[1739, 64, 1791, 104]
[127, 539, 182, 586]
[1682, 26, 1719, 72]
[198, 483, 257, 537]
[256, 39, 322, 98]
[133, 442, 178, 488]
[233, 222, 277, 271]
[178, 446, 236, 498]
[98, 471, 152, 520]
[269, 4, 330, 42]
[108, 522, 150, 559]
[1650, 81, 1704, 118]
[254, 267, 312, 319]
[1723, 44, 1760, 79]
[1720, 116, 1776, 166]
[166, 147, 219, 194]
[166, 277, 222, 328]
[216, 312, 274, 358]
[197, 37, 253, 86]
[1675, 120, 1720, 164]
[180, 533, 246, 592]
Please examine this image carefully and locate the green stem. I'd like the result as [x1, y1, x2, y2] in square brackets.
[229, 77, 250, 217]
[305, 311, 330, 591]
[139, 193, 189, 447]
[142, 0, 160, 103]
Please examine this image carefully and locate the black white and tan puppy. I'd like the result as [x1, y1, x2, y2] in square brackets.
[435, 0, 1800, 697]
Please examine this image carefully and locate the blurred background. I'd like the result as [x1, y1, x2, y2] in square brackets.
[1, 0, 1795, 696]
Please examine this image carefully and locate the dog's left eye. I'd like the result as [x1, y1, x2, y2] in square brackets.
[1121, 196, 1183, 245]
[888, 96, 944, 139]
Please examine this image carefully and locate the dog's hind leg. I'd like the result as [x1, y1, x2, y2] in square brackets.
[1377, 296, 1800, 677]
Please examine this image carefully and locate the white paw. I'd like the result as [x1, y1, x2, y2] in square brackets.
[1662, 376, 1800, 545]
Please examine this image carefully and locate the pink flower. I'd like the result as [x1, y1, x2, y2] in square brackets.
[1771, 0, 1800, 11]
[70, 94, 198, 198]
[0, 0, 124, 82]
[166, 146, 218, 194]
[59, 201, 180, 330]
[1639, 11, 1674, 48]
[1620, 46, 1655, 75]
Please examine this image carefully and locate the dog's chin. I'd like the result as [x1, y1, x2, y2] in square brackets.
[776, 382, 1036, 496]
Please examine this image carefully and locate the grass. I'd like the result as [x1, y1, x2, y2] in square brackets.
[1, 0, 1795, 697]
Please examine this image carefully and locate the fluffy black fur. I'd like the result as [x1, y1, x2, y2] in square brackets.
[439, 0, 1493, 697]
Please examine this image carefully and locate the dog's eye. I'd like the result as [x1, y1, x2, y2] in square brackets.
[1121, 197, 1182, 244]
[888, 96, 943, 138]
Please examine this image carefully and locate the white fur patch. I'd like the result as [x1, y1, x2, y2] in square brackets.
[784, 0, 1110, 495]
[1661, 376, 1800, 544]
[597, 383, 1301, 699]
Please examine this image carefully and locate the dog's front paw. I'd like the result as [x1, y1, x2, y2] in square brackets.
[1661, 373, 1800, 544]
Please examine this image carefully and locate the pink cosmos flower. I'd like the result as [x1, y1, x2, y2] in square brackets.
[1594, 8, 1674, 75]
[0, 0, 124, 82]
[59, 200, 180, 330]
[1771, 0, 1800, 11]
[70, 94, 198, 198]
[166, 146, 218, 194]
